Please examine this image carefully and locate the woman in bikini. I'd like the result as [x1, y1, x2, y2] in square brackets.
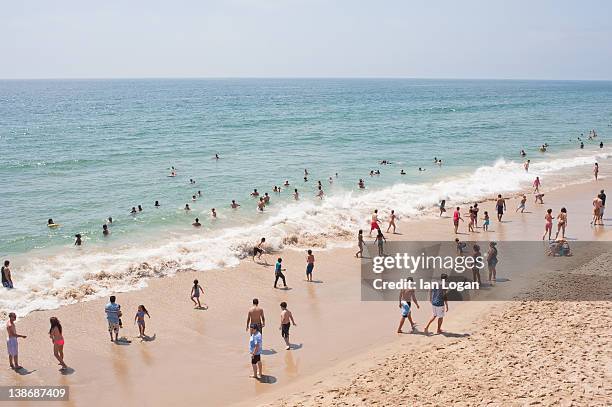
[542, 208, 554, 240]
[134, 305, 151, 338]
[555, 207, 568, 239]
[386, 210, 397, 234]
[49, 317, 67, 370]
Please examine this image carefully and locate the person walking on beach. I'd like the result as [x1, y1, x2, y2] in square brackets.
[49, 317, 67, 370]
[496, 195, 507, 222]
[279, 302, 297, 350]
[249, 324, 263, 379]
[472, 203, 479, 227]
[594, 163, 599, 181]
[134, 305, 151, 338]
[524, 159, 530, 172]
[355, 230, 364, 258]
[374, 228, 386, 256]
[487, 242, 498, 284]
[439, 200, 446, 216]
[274, 258, 288, 289]
[555, 208, 568, 239]
[453, 207, 464, 234]
[6, 312, 26, 370]
[246, 299, 265, 334]
[386, 210, 397, 233]
[1, 260, 13, 289]
[190, 279, 205, 308]
[424, 274, 449, 335]
[516, 195, 527, 213]
[598, 189, 606, 220]
[306, 250, 315, 282]
[370, 210, 380, 236]
[397, 278, 419, 333]
[482, 211, 490, 231]
[533, 177, 541, 193]
[592, 195, 603, 226]
[105, 296, 122, 342]
[253, 238, 266, 262]
[543, 209, 554, 240]
[467, 206, 475, 232]
[472, 245, 483, 285]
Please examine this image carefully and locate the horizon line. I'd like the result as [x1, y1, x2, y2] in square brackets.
[1, 76, 612, 82]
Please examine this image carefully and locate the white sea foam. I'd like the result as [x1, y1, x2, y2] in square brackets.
[2, 149, 609, 318]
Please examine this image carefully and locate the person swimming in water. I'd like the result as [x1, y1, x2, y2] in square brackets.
[293, 189, 299, 200]
[185, 204, 191, 211]
[257, 198, 265, 212]
[130, 207, 137, 214]
[102, 224, 110, 236]
[154, 200, 160, 207]
[74, 234, 82, 246]
[316, 186, 324, 199]
[231, 200, 240, 208]
[138, 205, 143, 212]
[251, 189, 259, 197]
[400, 169, 406, 175]
[211, 208, 217, 218]
[192, 218, 201, 227]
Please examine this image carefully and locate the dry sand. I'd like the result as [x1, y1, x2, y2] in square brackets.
[1, 177, 611, 407]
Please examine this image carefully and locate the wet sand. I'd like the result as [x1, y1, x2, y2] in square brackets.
[1, 176, 611, 406]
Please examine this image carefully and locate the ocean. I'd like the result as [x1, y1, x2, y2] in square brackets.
[1, 78, 611, 315]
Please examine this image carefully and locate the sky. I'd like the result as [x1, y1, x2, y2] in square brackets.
[2, 0, 612, 80]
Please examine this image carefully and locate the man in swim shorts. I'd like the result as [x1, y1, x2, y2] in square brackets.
[306, 250, 315, 282]
[105, 296, 122, 342]
[246, 298, 265, 334]
[249, 324, 263, 379]
[397, 278, 419, 333]
[6, 312, 26, 369]
[253, 238, 266, 261]
[424, 274, 449, 335]
[496, 194, 506, 222]
[279, 302, 297, 350]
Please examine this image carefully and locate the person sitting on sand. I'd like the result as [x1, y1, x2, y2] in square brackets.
[424, 274, 448, 335]
[279, 302, 297, 350]
[397, 279, 419, 333]
[190, 279, 204, 308]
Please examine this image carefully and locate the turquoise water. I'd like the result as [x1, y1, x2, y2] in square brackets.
[2, 79, 612, 316]
[2, 79, 611, 256]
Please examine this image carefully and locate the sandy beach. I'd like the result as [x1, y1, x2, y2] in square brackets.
[2, 175, 611, 406]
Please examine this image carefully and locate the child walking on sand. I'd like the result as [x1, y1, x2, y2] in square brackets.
[355, 230, 364, 258]
[306, 250, 315, 282]
[134, 305, 151, 338]
[279, 302, 297, 350]
[483, 211, 490, 231]
[374, 228, 386, 256]
[191, 279, 205, 308]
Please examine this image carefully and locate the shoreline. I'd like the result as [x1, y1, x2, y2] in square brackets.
[2, 148, 610, 319]
[1, 173, 610, 406]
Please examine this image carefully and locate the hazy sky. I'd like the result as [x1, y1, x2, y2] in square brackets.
[2, 0, 612, 79]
